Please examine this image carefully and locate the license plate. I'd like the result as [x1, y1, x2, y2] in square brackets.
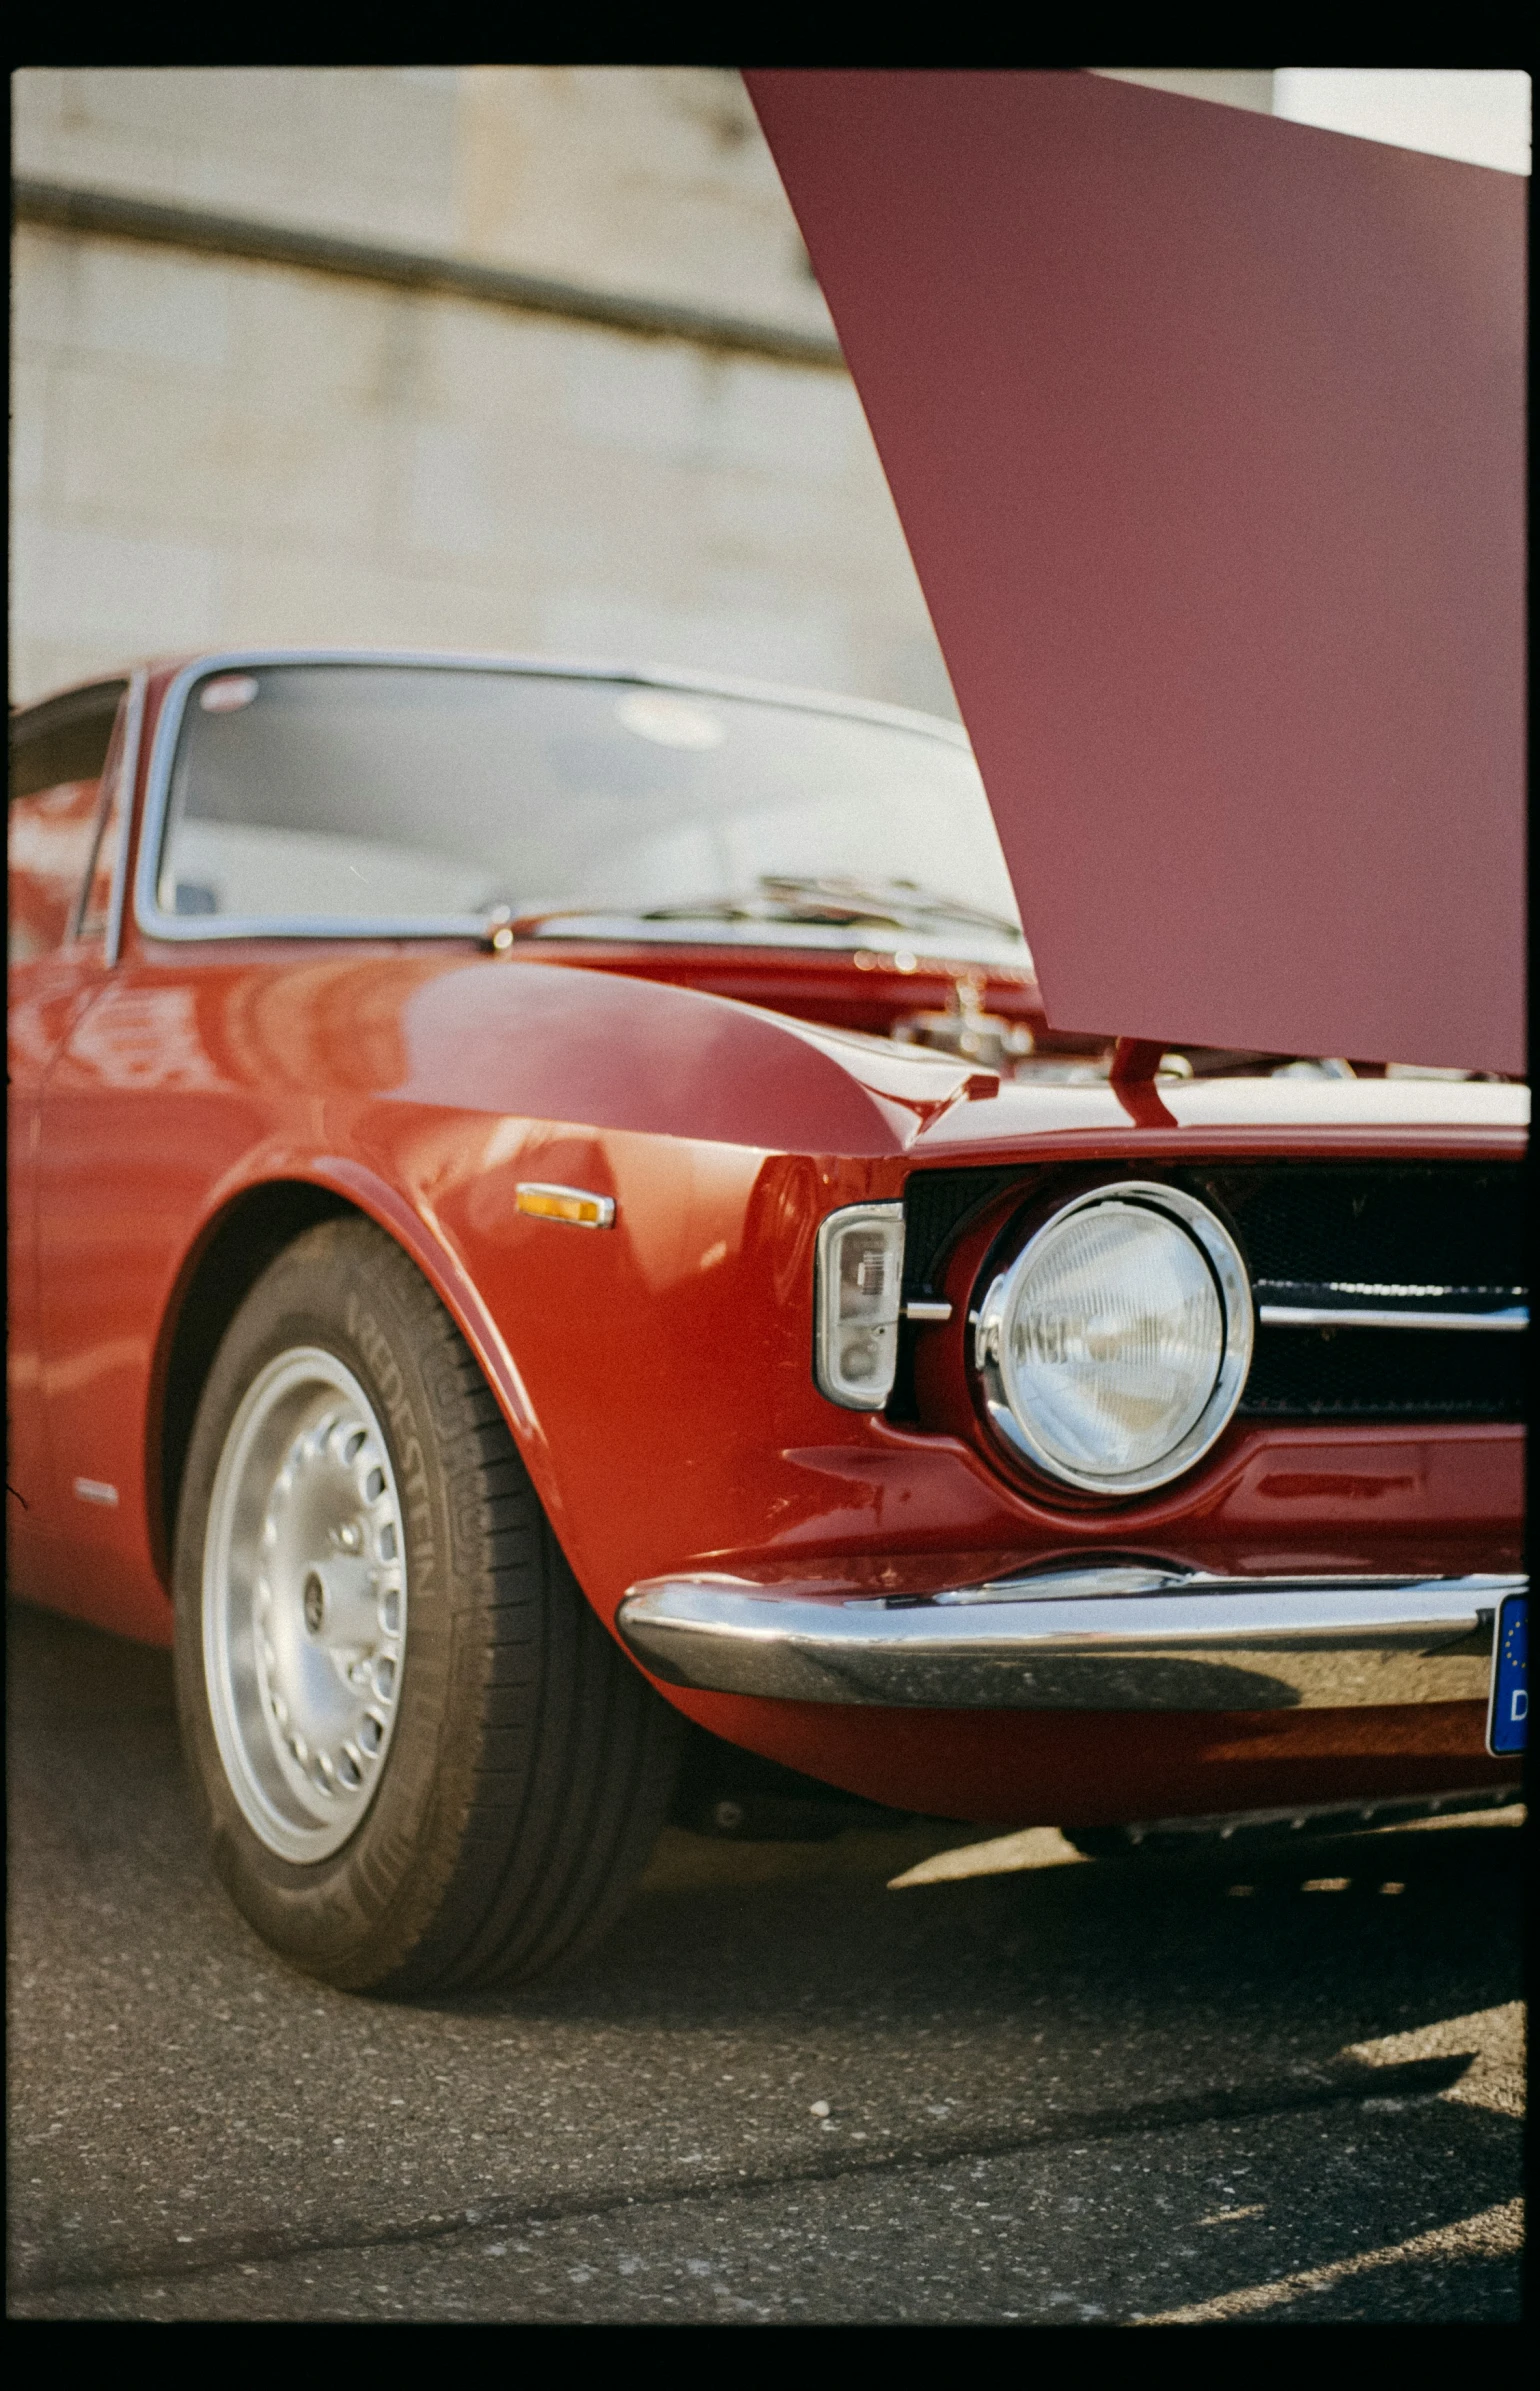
[1486, 1592, 1527, 1758]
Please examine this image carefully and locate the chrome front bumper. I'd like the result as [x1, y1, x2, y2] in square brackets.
[616, 1564, 1524, 1712]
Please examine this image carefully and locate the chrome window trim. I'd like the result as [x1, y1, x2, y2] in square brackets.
[131, 648, 971, 948]
[1259, 1303, 1526, 1333]
[102, 667, 146, 966]
[973, 1180, 1255, 1497]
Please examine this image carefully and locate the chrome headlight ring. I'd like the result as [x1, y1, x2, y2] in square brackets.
[974, 1180, 1254, 1497]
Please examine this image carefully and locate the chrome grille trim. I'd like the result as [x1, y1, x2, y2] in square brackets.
[1259, 1304, 1526, 1333]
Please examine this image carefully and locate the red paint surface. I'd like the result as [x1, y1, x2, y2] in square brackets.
[747, 71, 1526, 1075]
[5, 657, 1525, 1822]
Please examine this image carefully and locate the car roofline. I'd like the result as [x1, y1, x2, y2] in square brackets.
[22, 646, 970, 747]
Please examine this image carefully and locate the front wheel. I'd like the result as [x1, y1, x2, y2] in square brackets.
[173, 1216, 680, 1993]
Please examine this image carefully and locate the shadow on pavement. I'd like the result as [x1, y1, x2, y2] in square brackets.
[7, 1598, 1523, 2322]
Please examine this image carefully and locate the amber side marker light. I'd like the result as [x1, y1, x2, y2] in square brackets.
[514, 1183, 616, 1229]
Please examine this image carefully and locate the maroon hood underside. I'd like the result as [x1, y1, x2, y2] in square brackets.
[747, 70, 1525, 1078]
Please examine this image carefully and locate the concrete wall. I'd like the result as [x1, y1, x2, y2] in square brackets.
[11, 68, 950, 712]
[14, 68, 1526, 710]
[13, 67, 839, 332]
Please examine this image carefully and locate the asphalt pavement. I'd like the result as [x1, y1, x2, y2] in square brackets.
[7, 1599, 1525, 2325]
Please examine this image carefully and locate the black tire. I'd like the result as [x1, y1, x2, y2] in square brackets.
[173, 1215, 681, 1994]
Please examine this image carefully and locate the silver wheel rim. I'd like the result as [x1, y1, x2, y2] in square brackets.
[203, 1347, 408, 1864]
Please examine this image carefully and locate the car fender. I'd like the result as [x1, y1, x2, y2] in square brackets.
[52, 953, 979, 1643]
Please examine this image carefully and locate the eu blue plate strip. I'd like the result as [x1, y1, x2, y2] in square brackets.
[1487, 1593, 1527, 1757]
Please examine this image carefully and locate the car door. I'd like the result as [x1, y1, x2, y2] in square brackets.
[7, 678, 134, 1604]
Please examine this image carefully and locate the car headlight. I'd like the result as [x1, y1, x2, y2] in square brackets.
[974, 1182, 1253, 1495]
[814, 1203, 905, 1409]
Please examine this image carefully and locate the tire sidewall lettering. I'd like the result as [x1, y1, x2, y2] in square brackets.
[346, 1289, 436, 1600]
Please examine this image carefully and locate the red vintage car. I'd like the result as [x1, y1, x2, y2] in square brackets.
[7, 650, 1526, 1992]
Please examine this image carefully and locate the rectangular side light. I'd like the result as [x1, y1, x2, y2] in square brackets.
[515, 1182, 616, 1228]
[814, 1202, 905, 1409]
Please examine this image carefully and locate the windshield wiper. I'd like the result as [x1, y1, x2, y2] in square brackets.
[480, 877, 1024, 947]
[640, 875, 1024, 939]
[763, 875, 1023, 937]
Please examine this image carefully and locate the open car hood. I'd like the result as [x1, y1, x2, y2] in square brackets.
[747, 71, 1525, 1076]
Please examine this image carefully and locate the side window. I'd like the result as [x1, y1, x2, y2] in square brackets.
[8, 683, 128, 964]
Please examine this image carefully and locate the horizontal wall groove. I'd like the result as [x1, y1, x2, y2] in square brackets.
[12, 176, 849, 369]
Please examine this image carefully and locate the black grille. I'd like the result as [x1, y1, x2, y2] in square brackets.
[1179, 1161, 1523, 1298]
[896, 1159, 1526, 1427]
[900, 1165, 1031, 1302]
[1179, 1163, 1524, 1422]
[1238, 1322, 1525, 1419]
[890, 1167, 1033, 1422]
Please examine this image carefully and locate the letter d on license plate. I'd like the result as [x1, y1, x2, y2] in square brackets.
[1486, 1593, 1527, 1757]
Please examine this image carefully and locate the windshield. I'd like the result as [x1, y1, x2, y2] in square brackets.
[157, 664, 1027, 963]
